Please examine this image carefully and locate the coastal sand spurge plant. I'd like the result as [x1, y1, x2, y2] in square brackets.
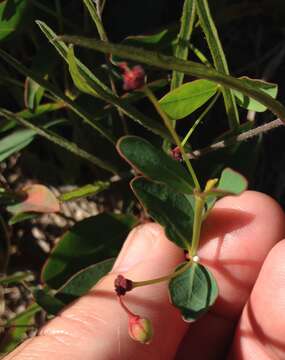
[0, 0, 285, 354]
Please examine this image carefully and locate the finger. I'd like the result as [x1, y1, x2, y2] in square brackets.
[229, 239, 285, 360]
[4, 223, 187, 360]
[176, 191, 285, 360]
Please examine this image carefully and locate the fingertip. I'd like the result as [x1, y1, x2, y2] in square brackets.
[231, 239, 285, 359]
[199, 190, 285, 318]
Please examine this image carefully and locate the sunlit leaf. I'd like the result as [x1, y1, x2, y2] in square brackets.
[117, 136, 194, 193]
[160, 80, 218, 120]
[131, 177, 194, 249]
[42, 213, 137, 288]
[169, 262, 218, 321]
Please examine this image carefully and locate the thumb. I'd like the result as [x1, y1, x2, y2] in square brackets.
[5, 223, 187, 360]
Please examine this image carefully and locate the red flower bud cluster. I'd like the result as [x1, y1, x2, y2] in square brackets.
[119, 63, 145, 91]
[114, 274, 133, 296]
[170, 146, 183, 161]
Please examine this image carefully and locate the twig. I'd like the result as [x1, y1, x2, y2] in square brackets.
[188, 118, 284, 159]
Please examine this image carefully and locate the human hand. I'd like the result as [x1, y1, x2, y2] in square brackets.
[4, 191, 285, 360]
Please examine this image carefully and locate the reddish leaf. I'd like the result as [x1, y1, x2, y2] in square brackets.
[7, 185, 60, 214]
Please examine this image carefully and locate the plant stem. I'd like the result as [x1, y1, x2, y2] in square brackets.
[132, 261, 191, 289]
[118, 296, 137, 317]
[143, 86, 201, 191]
[190, 194, 205, 257]
[187, 118, 284, 159]
[181, 91, 220, 147]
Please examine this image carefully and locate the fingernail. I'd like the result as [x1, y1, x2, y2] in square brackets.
[112, 224, 161, 273]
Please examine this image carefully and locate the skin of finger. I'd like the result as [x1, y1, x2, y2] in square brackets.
[175, 191, 285, 360]
[229, 239, 285, 360]
[4, 223, 187, 360]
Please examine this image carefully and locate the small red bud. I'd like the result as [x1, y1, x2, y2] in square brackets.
[128, 315, 153, 344]
[170, 146, 182, 161]
[120, 64, 145, 91]
[114, 275, 133, 296]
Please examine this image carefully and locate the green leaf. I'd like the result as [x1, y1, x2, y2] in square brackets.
[171, 0, 196, 89]
[8, 212, 39, 225]
[169, 262, 218, 321]
[195, 0, 240, 130]
[24, 77, 45, 112]
[0, 0, 29, 41]
[0, 48, 116, 145]
[55, 35, 285, 121]
[67, 46, 99, 97]
[0, 109, 118, 174]
[0, 102, 66, 133]
[233, 77, 278, 112]
[111, 28, 177, 64]
[117, 136, 193, 194]
[160, 80, 218, 120]
[131, 177, 194, 249]
[56, 258, 115, 304]
[59, 182, 110, 202]
[218, 167, 248, 195]
[42, 213, 137, 289]
[0, 303, 40, 354]
[33, 289, 65, 316]
[0, 128, 35, 163]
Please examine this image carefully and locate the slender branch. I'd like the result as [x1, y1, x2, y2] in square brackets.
[188, 118, 284, 159]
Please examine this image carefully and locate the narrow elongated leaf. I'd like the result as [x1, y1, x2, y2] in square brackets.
[42, 213, 137, 289]
[0, 128, 35, 162]
[118, 136, 194, 193]
[233, 77, 278, 112]
[171, 0, 195, 89]
[0, 109, 118, 174]
[59, 182, 110, 202]
[0, 48, 116, 144]
[131, 177, 194, 249]
[195, 0, 240, 130]
[56, 258, 115, 304]
[8, 212, 39, 226]
[160, 80, 218, 120]
[169, 262, 218, 321]
[24, 77, 45, 112]
[56, 36, 285, 121]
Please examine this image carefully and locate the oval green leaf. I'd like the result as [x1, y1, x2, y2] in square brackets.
[160, 79, 218, 120]
[218, 167, 248, 195]
[56, 258, 115, 304]
[42, 213, 137, 289]
[117, 136, 194, 194]
[169, 262, 218, 322]
[131, 177, 194, 249]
